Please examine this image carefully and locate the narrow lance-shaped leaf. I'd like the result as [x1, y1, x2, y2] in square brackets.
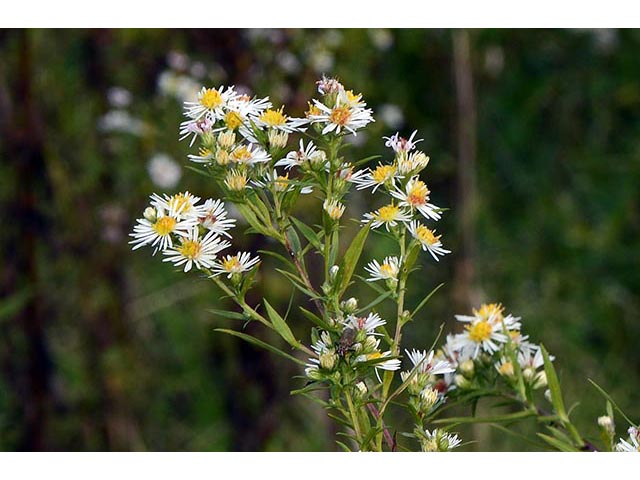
[336, 224, 371, 298]
[214, 328, 305, 366]
[264, 299, 301, 349]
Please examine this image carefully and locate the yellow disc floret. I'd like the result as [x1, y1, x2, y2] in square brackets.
[329, 106, 352, 126]
[152, 216, 176, 236]
[259, 107, 287, 127]
[376, 204, 400, 222]
[231, 146, 252, 164]
[371, 164, 396, 184]
[415, 225, 440, 246]
[407, 180, 430, 206]
[199, 88, 223, 109]
[474, 303, 504, 323]
[222, 255, 241, 273]
[225, 111, 243, 130]
[466, 320, 493, 343]
[178, 239, 202, 259]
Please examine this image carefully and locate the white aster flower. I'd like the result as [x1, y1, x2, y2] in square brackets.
[390, 176, 441, 221]
[252, 106, 308, 133]
[211, 251, 260, 278]
[151, 191, 204, 220]
[343, 312, 387, 335]
[276, 140, 326, 170]
[407, 221, 450, 261]
[198, 199, 236, 237]
[129, 208, 194, 254]
[252, 169, 313, 194]
[147, 153, 182, 189]
[309, 90, 374, 135]
[615, 427, 640, 452]
[163, 227, 230, 273]
[230, 143, 271, 166]
[350, 163, 401, 192]
[179, 116, 214, 147]
[397, 150, 430, 175]
[384, 130, 423, 153]
[362, 204, 411, 231]
[183, 85, 238, 121]
[365, 256, 400, 282]
[420, 429, 462, 452]
[323, 199, 346, 220]
[452, 314, 508, 359]
[405, 349, 455, 376]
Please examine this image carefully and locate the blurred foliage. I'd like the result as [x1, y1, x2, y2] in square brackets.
[0, 28, 638, 451]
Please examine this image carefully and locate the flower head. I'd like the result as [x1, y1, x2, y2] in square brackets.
[211, 251, 260, 278]
[365, 256, 400, 282]
[362, 204, 411, 231]
[407, 221, 450, 261]
[162, 227, 230, 272]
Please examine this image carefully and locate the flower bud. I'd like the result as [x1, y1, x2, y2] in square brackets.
[459, 359, 475, 379]
[362, 335, 378, 352]
[217, 130, 236, 149]
[341, 297, 358, 314]
[532, 371, 547, 389]
[216, 149, 231, 166]
[597, 416, 615, 437]
[354, 381, 368, 400]
[319, 351, 338, 371]
[496, 360, 514, 378]
[544, 389, 552, 403]
[454, 374, 470, 389]
[522, 366, 536, 382]
[420, 387, 439, 411]
[143, 207, 157, 222]
[329, 265, 339, 282]
[268, 130, 289, 149]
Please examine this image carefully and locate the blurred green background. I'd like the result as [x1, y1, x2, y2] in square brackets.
[1, 28, 639, 451]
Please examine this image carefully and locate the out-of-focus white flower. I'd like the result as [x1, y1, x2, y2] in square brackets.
[378, 104, 404, 129]
[147, 153, 182, 189]
[310, 49, 334, 73]
[107, 86, 132, 108]
[369, 29, 393, 51]
[167, 51, 190, 71]
[276, 51, 301, 74]
[97, 110, 145, 136]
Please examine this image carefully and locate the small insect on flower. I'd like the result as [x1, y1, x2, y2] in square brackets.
[211, 251, 260, 278]
[391, 176, 442, 221]
[198, 199, 236, 237]
[407, 220, 450, 261]
[365, 256, 400, 282]
[163, 226, 231, 273]
[362, 203, 412, 231]
[350, 163, 401, 192]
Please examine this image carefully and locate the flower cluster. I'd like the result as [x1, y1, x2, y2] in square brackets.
[129, 192, 259, 282]
[433, 303, 550, 395]
[400, 349, 455, 417]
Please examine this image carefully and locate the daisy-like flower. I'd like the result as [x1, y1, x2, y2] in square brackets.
[305, 331, 338, 378]
[252, 106, 308, 133]
[276, 140, 326, 170]
[455, 303, 522, 331]
[163, 227, 231, 273]
[183, 85, 238, 121]
[188, 146, 215, 164]
[615, 427, 640, 452]
[419, 429, 462, 452]
[323, 199, 346, 220]
[495, 357, 515, 377]
[179, 116, 214, 147]
[316, 76, 344, 95]
[405, 349, 455, 378]
[198, 199, 236, 237]
[129, 208, 195, 254]
[230, 143, 271, 166]
[211, 251, 260, 278]
[452, 314, 508, 359]
[309, 90, 374, 135]
[391, 176, 442, 221]
[407, 220, 450, 261]
[343, 312, 387, 335]
[365, 256, 400, 282]
[350, 163, 401, 192]
[384, 130, 423, 153]
[151, 191, 204, 220]
[362, 203, 411, 231]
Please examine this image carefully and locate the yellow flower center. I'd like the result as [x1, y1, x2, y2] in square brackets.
[222, 256, 241, 272]
[178, 239, 201, 259]
[371, 164, 396, 184]
[467, 320, 493, 343]
[329, 106, 352, 126]
[346, 90, 362, 104]
[380, 263, 397, 278]
[225, 111, 243, 130]
[259, 107, 287, 126]
[225, 173, 247, 191]
[306, 101, 322, 117]
[407, 180, 429, 206]
[168, 193, 191, 215]
[376, 205, 400, 222]
[275, 174, 289, 191]
[415, 225, 439, 245]
[498, 361, 514, 377]
[474, 303, 504, 323]
[152, 216, 176, 236]
[198, 147, 212, 158]
[216, 150, 230, 166]
[200, 88, 223, 109]
[367, 352, 382, 361]
[231, 146, 252, 163]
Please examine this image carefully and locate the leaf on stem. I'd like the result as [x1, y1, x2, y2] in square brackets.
[214, 328, 305, 365]
[264, 299, 301, 349]
[335, 224, 371, 298]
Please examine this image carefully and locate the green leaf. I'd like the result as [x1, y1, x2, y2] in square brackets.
[431, 409, 537, 425]
[410, 283, 444, 319]
[258, 249, 295, 268]
[264, 299, 300, 349]
[290, 217, 323, 251]
[537, 433, 578, 452]
[335, 441, 352, 452]
[299, 307, 330, 330]
[588, 379, 637, 427]
[355, 290, 393, 315]
[540, 344, 567, 419]
[183, 165, 212, 178]
[0, 288, 32, 322]
[214, 328, 304, 365]
[335, 224, 371, 298]
[275, 268, 321, 299]
[207, 308, 247, 321]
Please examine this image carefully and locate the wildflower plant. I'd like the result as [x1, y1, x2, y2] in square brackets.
[131, 78, 638, 452]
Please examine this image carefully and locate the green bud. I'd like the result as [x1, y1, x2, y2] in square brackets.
[143, 207, 157, 222]
[454, 374, 471, 389]
[459, 359, 475, 379]
[341, 297, 358, 314]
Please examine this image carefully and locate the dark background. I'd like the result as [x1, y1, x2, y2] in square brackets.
[1, 28, 638, 451]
